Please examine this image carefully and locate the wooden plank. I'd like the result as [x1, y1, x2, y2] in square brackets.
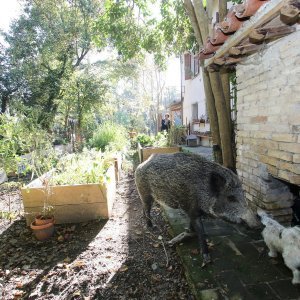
[280, 2, 300, 24]
[249, 29, 266, 43]
[137, 143, 143, 163]
[205, 0, 290, 67]
[22, 184, 107, 207]
[142, 147, 182, 162]
[229, 43, 265, 55]
[24, 202, 110, 225]
[213, 56, 242, 65]
[248, 25, 296, 43]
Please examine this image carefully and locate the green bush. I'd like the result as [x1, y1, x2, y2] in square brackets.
[153, 131, 168, 147]
[136, 132, 169, 148]
[0, 114, 56, 175]
[136, 134, 154, 147]
[167, 125, 187, 146]
[89, 122, 129, 152]
[52, 149, 112, 185]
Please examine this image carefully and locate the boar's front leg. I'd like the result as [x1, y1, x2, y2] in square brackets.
[191, 216, 211, 266]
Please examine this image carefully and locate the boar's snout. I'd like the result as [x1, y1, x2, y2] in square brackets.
[241, 210, 261, 229]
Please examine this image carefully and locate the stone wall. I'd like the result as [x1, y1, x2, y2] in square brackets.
[236, 28, 300, 224]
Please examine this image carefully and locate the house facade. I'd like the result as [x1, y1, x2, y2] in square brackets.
[180, 0, 223, 145]
[235, 28, 300, 224]
[180, 53, 210, 142]
[199, 0, 300, 224]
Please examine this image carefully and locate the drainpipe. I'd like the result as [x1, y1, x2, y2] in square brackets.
[180, 55, 184, 126]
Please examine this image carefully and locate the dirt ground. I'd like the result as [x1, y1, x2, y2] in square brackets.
[0, 172, 194, 300]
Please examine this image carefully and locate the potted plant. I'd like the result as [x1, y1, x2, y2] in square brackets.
[199, 114, 206, 123]
[28, 173, 56, 241]
[23, 133, 59, 240]
[30, 213, 55, 241]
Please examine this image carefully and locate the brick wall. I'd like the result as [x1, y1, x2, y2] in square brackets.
[236, 28, 300, 224]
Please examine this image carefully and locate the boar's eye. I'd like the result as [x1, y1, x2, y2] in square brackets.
[228, 195, 237, 202]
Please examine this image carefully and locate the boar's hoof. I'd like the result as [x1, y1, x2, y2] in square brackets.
[201, 253, 212, 267]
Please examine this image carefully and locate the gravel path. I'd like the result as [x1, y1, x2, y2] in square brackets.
[0, 173, 194, 300]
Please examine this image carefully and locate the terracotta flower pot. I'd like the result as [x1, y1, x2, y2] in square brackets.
[31, 221, 55, 241]
[35, 215, 55, 226]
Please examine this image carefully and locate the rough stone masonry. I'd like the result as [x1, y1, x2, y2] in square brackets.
[235, 26, 300, 224]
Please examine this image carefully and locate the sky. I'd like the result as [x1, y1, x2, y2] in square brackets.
[165, 56, 181, 88]
[0, 0, 181, 88]
[0, 0, 21, 32]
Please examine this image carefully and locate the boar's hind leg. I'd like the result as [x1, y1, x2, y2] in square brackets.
[191, 216, 211, 265]
[141, 194, 154, 227]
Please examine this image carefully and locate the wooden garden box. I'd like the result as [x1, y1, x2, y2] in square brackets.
[21, 165, 116, 225]
[138, 143, 182, 163]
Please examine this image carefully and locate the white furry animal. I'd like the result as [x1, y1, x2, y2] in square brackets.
[258, 210, 300, 285]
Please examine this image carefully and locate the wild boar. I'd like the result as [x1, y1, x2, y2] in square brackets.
[135, 152, 259, 264]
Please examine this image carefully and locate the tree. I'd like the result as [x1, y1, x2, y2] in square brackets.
[2, 0, 101, 127]
[182, 0, 235, 168]
[94, 0, 237, 169]
[0, 43, 23, 113]
[58, 68, 108, 144]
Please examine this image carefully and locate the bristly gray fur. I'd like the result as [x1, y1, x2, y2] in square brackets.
[135, 152, 259, 228]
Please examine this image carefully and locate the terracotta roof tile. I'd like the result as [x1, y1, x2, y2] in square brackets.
[235, 0, 270, 19]
[199, 0, 299, 68]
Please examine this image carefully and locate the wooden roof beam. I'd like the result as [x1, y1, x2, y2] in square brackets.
[204, 0, 291, 67]
[213, 56, 242, 66]
[280, 1, 300, 24]
[229, 43, 265, 55]
[249, 25, 296, 43]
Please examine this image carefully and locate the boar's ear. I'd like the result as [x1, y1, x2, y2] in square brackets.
[209, 172, 226, 197]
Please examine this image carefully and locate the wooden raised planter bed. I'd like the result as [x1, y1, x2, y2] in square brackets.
[138, 143, 182, 163]
[21, 165, 116, 226]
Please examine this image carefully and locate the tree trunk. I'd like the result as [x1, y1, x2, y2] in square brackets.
[219, 0, 236, 169]
[193, 0, 209, 39]
[201, 67, 223, 164]
[220, 70, 231, 119]
[218, 0, 228, 22]
[184, 0, 235, 168]
[184, 0, 223, 164]
[219, 0, 231, 121]
[183, 0, 203, 46]
[209, 71, 234, 168]
[1, 94, 9, 113]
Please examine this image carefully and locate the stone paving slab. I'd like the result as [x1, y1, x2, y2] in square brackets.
[163, 207, 300, 300]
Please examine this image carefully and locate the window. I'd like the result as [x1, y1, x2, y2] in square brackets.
[184, 53, 192, 80]
[194, 55, 199, 76]
[192, 103, 198, 121]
